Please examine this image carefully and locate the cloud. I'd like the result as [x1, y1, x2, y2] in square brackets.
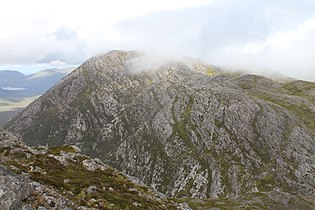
[207, 14, 315, 81]
[0, 0, 315, 81]
[126, 52, 196, 74]
[0, 0, 211, 66]
[112, 0, 315, 81]
[54, 27, 77, 41]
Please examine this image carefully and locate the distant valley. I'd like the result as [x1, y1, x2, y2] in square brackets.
[0, 68, 74, 126]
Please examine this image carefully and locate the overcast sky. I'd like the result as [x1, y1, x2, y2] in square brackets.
[0, 0, 315, 81]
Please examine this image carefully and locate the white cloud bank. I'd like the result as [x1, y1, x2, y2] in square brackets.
[0, 0, 315, 81]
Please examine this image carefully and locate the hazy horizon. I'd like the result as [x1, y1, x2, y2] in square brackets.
[1, 0, 315, 81]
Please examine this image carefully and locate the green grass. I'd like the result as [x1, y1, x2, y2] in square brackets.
[47, 145, 77, 155]
[0, 147, 11, 153]
[176, 198, 240, 210]
[255, 172, 276, 192]
[0, 145, 177, 209]
[251, 91, 315, 136]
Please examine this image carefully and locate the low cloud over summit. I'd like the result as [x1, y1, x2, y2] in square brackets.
[0, 0, 315, 80]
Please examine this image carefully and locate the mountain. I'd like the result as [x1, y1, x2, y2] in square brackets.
[0, 67, 74, 99]
[4, 50, 315, 209]
[0, 129, 178, 209]
[0, 70, 25, 85]
[0, 68, 74, 127]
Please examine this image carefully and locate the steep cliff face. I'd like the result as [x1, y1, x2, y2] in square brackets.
[5, 51, 315, 206]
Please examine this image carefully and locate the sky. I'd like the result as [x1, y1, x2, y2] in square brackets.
[0, 0, 315, 81]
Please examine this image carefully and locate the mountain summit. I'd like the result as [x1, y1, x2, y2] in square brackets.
[5, 50, 315, 209]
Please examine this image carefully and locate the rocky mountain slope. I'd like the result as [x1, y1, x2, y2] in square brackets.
[4, 50, 315, 209]
[0, 130, 178, 209]
[0, 108, 24, 127]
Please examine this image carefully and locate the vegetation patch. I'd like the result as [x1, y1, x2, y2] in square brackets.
[0, 145, 178, 209]
[47, 145, 77, 155]
[256, 172, 276, 192]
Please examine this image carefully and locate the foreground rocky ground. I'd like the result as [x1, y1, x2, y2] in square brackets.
[0, 130, 178, 209]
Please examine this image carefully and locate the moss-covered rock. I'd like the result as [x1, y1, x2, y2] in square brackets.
[0, 131, 178, 209]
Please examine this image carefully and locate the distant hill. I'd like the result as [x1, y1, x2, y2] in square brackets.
[0, 67, 74, 99]
[0, 67, 74, 126]
[0, 70, 25, 85]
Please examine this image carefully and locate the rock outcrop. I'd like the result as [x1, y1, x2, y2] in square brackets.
[0, 164, 32, 210]
[4, 50, 315, 209]
[0, 130, 177, 209]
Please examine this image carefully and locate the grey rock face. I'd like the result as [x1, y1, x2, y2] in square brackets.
[0, 164, 32, 210]
[5, 51, 315, 206]
[0, 131, 78, 210]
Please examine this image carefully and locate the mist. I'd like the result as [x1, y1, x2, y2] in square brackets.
[1, 0, 315, 81]
[116, 0, 315, 81]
